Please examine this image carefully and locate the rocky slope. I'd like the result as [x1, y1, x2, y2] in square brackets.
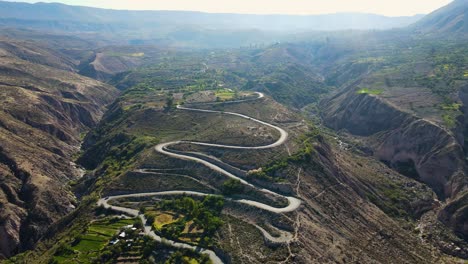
[293, 139, 444, 263]
[0, 40, 118, 259]
[0, 38, 78, 71]
[79, 51, 144, 81]
[320, 83, 468, 251]
[411, 0, 468, 34]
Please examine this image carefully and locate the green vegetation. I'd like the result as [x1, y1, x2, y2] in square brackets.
[51, 217, 136, 263]
[222, 179, 244, 195]
[214, 89, 237, 101]
[162, 249, 211, 264]
[440, 102, 462, 128]
[106, 47, 332, 109]
[79, 133, 159, 181]
[441, 103, 461, 111]
[366, 184, 414, 219]
[242, 64, 330, 108]
[248, 126, 322, 181]
[165, 96, 174, 111]
[356, 88, 384, 95]
[49, 215, 212, 264]
[145, 196, 224, 247]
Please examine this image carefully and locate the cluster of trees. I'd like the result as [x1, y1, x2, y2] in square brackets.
[222, 179, 244, 195]
[166, 250, 211, 264]
[153, 196, 224, 247]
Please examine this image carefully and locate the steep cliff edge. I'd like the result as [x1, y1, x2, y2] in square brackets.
[321, 84, 468, 243]
[0, 42, 119, 259]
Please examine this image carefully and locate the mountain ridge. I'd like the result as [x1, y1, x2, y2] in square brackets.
[411, 0, 468, 33]
[0, 0, 424, 32]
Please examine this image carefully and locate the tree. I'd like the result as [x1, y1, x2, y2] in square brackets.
[99, 250, 114, 262]
[202, 195, 224, 212]
[142, 240, 157, 257]
[166, 251, 184, 264]
[146, 215, 155, 226]
[164, 96, 174, 112]
[161, 221, 184, 239]
[222, 179, 244, 195]
[134, 218, 143, 229]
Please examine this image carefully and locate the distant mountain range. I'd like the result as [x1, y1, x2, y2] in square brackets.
[0, 1, 424, 32]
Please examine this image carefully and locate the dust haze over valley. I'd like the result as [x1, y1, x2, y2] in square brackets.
[0, 0, 467, 263]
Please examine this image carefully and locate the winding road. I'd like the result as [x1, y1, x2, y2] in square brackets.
[97, 92, 301, 264]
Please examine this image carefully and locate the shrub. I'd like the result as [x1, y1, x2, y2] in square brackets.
[222, 179, 244, 195]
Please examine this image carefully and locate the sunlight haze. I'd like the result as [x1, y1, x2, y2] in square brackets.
[6, 0, 453, 16]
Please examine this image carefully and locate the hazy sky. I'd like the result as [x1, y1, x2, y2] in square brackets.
[8, 0, 453, 16]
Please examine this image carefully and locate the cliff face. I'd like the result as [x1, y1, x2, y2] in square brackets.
[0, 41, 119, 258]
[321, 84, 468, 241]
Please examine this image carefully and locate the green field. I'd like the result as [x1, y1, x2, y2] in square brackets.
[52, 218, 135, 263]
[356, 88, 384, 95]
[215, 89, 236, 101]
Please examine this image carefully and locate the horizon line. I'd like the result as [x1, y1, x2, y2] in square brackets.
[1, 0, 432, 17]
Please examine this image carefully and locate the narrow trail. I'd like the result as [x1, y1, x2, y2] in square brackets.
[97, 92, 302, 264]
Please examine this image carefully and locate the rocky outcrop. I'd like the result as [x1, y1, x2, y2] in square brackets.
[375, 119, 466, 198]
[438, 191, 468, 241]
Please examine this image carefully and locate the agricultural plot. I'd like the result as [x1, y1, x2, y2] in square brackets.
[52, 218, 135, 263]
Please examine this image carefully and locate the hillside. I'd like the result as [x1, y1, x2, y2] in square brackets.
[0, 40, 118, 259]
[0, 0, 467, 263]
[412, 0, 468, 34]
[316, 29, 468, 257]
[16, 73, 452, 263]
[7, 34, 467, 263]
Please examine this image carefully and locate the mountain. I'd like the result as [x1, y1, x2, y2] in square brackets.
[0, 1, 423, 33]
[0, 38, 118, 258]
[412, 0, 468, 33]
[0, 0, 468, 263]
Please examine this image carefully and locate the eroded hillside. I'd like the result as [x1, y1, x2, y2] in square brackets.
[0, 40, 118, 258]
[319, 39, 468, 257]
